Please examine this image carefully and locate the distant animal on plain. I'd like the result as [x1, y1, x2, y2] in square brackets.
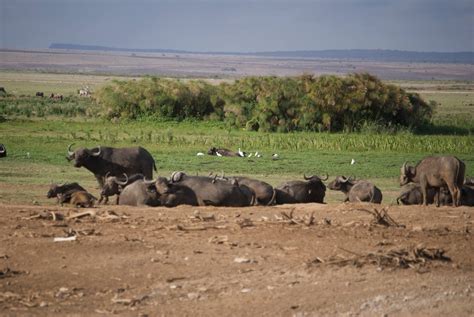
[35, 92, 44, 97]
[47, 182, 87, 205]
[50, 93, 63, 100]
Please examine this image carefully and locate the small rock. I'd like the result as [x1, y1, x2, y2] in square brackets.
[234, 257, 251, 264]
[187, 292, 200, 300]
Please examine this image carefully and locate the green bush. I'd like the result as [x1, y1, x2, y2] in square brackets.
[87, 73, 435, 133]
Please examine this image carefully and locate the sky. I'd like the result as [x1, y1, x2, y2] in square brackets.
[1, 0, 473, 52]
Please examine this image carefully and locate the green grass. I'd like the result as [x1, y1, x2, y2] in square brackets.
[1, 73, 473, 206]
[0, 119, 473, 205]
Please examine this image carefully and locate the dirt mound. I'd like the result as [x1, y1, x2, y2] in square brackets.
[1, 203, 473, 316]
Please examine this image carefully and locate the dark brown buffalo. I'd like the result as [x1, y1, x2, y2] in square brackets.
[328, 176, 382, 204]
[229, 176, 276, 206]
[170, 172, 254, 207]
[461, 185, 474, 206]
[207, 147, 240, 157]
[99, 173, 144, 204]
[0, 144, 6, 158]
[35, 92, 44, 97]
[400, 156, 465, 206]
[47, 182, 87, 205]
[118, 180, 160, 207]
[397, 183, 447, 206]
[275, 174, 327, 204]
[66, 144, 157, 188]
[147, 177, 200, 207]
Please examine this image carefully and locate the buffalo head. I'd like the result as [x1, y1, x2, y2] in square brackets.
[400, 162, 416, 186]
[66, 144, 101, 168]
[328, 176, 353, 191]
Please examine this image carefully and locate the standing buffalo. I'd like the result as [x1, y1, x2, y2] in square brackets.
[170, 172, 254, 207]
[0, 144, 6, 158]
[99, 173, 145, 204]
[118, 180, 160, 207]
[66, 144, 157, 188]
[400, 156, 465, 206]
[35, 92, 44, 97]
[275, 174, 327, 204]
[328, 176, 383, 204]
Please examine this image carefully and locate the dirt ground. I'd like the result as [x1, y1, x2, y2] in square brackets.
[1, 202, 473, 316]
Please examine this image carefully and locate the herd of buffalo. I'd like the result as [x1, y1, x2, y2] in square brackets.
[41, 144, 474, 208]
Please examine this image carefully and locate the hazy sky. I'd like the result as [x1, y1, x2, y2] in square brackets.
[1, 0, 473, 52]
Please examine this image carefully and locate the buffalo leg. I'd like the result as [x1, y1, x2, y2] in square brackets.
[447, 183, 460, 207]
[420, 178, 428, 206]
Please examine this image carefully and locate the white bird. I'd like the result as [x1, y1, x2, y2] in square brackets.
[247, 153, 253, 158]
[26, 152, 30, 159]
[351, 159, 356, 165]
[216, 152, 223, 157]
[256, 154, 262, 158]
[196, 152, 205, 156]
[238, 148, 245, 157]
[272, 153, 279, 160]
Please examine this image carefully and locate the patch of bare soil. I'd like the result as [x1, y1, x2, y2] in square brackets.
[1, 202, 473, 316]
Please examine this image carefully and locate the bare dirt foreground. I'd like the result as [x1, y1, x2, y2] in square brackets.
[0, 203, 473, 316]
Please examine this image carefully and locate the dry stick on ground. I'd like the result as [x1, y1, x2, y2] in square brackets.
[358, 207, 405, 227]
[312, 246, 451, 270]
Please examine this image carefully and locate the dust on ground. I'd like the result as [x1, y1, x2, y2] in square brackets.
[1, 202, 473, 316]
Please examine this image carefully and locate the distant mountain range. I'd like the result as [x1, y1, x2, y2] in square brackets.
[49, 43, 474, 64]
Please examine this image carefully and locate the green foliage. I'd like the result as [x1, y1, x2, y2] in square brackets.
[0, 95, 97, 118]
[94, 73, 434, 133]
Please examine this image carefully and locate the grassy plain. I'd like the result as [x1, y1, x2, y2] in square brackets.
[0, 71, 473, 205]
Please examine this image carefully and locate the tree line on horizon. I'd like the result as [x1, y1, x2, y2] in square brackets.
[95, 73, 433, 133]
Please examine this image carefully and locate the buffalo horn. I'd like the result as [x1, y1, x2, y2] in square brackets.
[340, 176, 348, 183]
[114, 173, 128, 186]
[67, 143, 75, 157]
[143, 177, 156, 185]
[401, 161, 408, 174]
[303, 174, 313, 180]
[91, 146, 101, 157]
[105, 172, 111, 179]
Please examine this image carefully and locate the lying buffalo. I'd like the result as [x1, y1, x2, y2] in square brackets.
[275, 174, 327, 204]
[397, 183, 449, 206]
[66, 144, 157, 188]
[146, 177, 200, 207]
[228, 176, 276, 205]
[118, 180, 160, 207]
[67, 191, 97, 208]
[328, 176, 382, 204]
[400, 156, 465, 206]
[47, 182, 87, 205]
[99, 173, 145, 204]
[207, 147, 241, 157]
[170, 172, 254, 207]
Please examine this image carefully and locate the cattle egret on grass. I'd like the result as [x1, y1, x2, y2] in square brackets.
[247, 153, 253, 158]
[272, 153, 279, 160]
[196, 152, 205, 156]
[216, 152, 223, 157]
[238, 148, 245, 157]
[351, 159, 356, 165]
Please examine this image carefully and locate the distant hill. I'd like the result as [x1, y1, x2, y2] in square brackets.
[49, 43, 474, 64]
